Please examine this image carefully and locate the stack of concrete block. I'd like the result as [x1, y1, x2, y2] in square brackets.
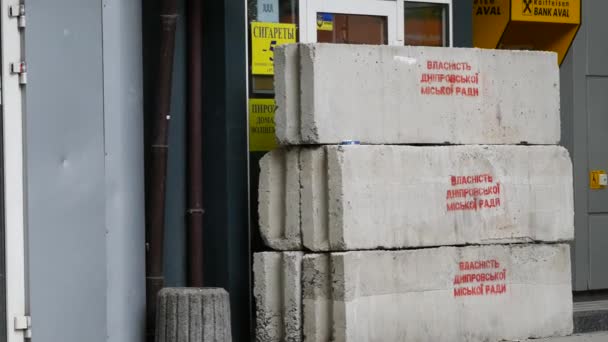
[254, 43, 575, 342]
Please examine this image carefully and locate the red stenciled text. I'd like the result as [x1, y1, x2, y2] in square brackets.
[453, 269, 506, 284]
[427, 61, 472, 71]
[453, 259, 508, 297]
[451, 174, 493, 185]
[420, 60, 480, 97]
[446, 174, 501, 212]
[459, 259, 500, 271]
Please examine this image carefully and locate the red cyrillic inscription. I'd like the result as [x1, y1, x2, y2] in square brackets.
[459, 259, 500, 271]
[453, 259, 508, 297]
[427, 61, 472, 71]
[420, 60, 480, 97]
[446, 174, 502, 212]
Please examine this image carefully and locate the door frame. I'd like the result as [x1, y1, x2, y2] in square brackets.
[1, 1, 27, 342]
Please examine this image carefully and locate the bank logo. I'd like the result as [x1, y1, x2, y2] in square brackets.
[522, 0, 533, 15]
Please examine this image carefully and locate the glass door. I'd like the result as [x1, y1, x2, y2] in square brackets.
[303, 0, 399, 45]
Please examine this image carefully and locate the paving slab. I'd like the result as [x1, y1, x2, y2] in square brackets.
[528, 332, 608, 342]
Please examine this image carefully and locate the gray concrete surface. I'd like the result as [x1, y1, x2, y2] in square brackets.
[260, 145, 574, 251]
[274, 44, 301, 144]
[258, 148, 302, 250]
[275, 43, 560, 145]
[303, 244, 573, 342]
[156, 288, 232, 342]
[254, 252, 303, 342]
[302, 254, 331, 342]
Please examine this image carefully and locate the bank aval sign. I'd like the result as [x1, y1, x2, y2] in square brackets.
[473, 0, 581, 64]
[513, 0, 579, 24]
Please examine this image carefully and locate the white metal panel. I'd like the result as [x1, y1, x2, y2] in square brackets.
[102, 1, 146, 341]
[1, 0, 27, 341]
[444, 0, 453, 46]
[299, 0, 309, 42]
[397, 0, 404, 43]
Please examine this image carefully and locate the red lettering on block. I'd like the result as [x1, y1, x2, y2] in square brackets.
[485, 283, 507, 295]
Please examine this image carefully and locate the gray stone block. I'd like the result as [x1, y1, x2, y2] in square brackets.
[156, 288, 232, 342]
[260, 145, 574, 251]
[303, 244, 573, 342]
[275, 43, 561, 145]
[258, 148, 302, 250]
[253, 252, 304, 342]
[274, 44, 301, 144]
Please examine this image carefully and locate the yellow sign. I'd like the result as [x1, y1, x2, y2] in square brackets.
[590, 170, 607, 190]
[316, 13, 334, 31]
[473, 0, 580, 65]
[249, 98, 277, 152]
[251, 22, 297, 75]
[473, 0, 510, 49]
[512, 0, 580, 24]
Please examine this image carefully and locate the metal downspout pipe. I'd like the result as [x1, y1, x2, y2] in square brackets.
[145, 1, 178, 341]
[187, 0, 204, 288]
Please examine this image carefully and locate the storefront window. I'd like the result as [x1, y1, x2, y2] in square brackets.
[249, 0, 299, 94]
[248, 0, 298, 24]
[404, 2, 449, 47]
[317, 13, 388, 45]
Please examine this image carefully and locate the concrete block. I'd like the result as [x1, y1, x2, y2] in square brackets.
[260, 145, 573, 251]
[275, 43, 560, 145]
[258, 148, 301, 250]
[303, 244, 573, 342]
[302, 254, 331, 342]
[156, 288, 231, 342]
[253, 252, 304, 342]
[274, 44, 300, 144]
[300, 147, 329, 251]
